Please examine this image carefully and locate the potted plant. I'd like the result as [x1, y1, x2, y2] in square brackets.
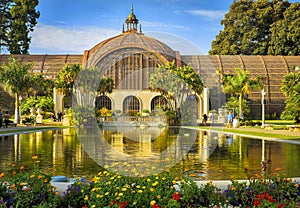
[141, 109, 150, 116]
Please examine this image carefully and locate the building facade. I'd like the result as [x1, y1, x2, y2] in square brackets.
[1, 8, 300, 121]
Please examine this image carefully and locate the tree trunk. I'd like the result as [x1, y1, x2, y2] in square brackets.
[239, 94, 243, 119]
[14, 93, 20, 124]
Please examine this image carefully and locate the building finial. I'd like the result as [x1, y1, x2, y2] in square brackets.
[131, 3, 134, 13]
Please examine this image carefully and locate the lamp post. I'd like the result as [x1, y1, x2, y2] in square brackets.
[19, 95, 22, 124]
[261, 89, 266, 128]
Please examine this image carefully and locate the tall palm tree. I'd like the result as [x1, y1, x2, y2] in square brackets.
[218, 68, 263, 119]
[0, 56, 32, 123]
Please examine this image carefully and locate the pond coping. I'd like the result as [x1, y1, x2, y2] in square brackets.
[51, 177, 300, 195]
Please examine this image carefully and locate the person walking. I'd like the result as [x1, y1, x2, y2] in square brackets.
[202, 114, 208, 126]
[57, 110, 63, 122]
[0, 109, 2, 128]
[227, 111, 233, 128]
[4, 111, 9, 128]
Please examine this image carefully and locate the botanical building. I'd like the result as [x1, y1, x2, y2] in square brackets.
[0, 8, 300, 121]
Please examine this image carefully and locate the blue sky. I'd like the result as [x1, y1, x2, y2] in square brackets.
[28, 0, 296, 55]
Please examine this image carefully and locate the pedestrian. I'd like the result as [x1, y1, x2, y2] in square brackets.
[57, 110, 63, 122]
[202, 114, 208, 126]
[227, 111, 233, 128]
[209, 112, 215, 125]
[0, 109, 2, 128]
[4, 111, 9, 128]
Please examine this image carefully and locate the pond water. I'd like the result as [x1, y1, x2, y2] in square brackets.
[0, 127, 299, 180]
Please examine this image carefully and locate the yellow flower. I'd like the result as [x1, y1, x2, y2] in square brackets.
[157, 195, 161, 199]
[91, 205, 96, 208]
[231, 187, 236, 191]
[142, 186, 146, 189]
[162, 177, 166, 180]
[84, 195, 88, 201]
[133, 201, 137, 205]
[152, 182, 158, 186]
[136, 185, 140, 189]
[30, 174, 35, 178]
[138, 190, 143, 193]
[20, 182, 25, 186]
[150, 200, 156, 206]
[122, 188, 127, 191]
[150, 187, 155, 192]
[118, 193, 123, 197]
[105, 192, 110, 195]
[117, 175, 121, 179]
[147, 179, 151, 182]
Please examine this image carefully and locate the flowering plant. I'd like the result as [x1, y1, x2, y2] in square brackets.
[0, 158, 300, 207]
[0, 156, 60, 208]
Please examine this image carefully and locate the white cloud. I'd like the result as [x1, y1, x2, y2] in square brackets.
[29, 24, 119, 54]
[185, 9, 226, 20]
[141, 21, 190, 31]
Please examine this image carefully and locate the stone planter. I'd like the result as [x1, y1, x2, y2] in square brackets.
[233, 118, 240, 128]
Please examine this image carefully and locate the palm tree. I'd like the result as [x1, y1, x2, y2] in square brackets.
[97, 76, 114, 95]
[0, 56, 32, 123]
[218, 68, 264, 119]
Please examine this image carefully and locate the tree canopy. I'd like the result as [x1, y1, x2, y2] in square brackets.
[150, 61, 204, 124]
[210, 0, 300, 55]
[218, 68, 263, 119]
[0, 0, 40, 54]
[55, 64, 82, 96]
[0, 56, 32, 123]
[280, 66, 300, 123]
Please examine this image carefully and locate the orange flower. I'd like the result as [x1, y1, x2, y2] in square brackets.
[38, 175, 43, 179]
[55, 191, 59, 195]
[20, 165, 25, 171]
[189, 173, 197, 177]
[0, 172, 4, 178]
[20, 182, 25, 186]
[32, 155, 38, 160]
[10, 184, 16, 189]
[11, 164, 15, 167]
[274, 168, 281, 171]
[12, 171, 17, 176]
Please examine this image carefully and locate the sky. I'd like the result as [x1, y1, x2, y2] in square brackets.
[27, 0, 297, 55]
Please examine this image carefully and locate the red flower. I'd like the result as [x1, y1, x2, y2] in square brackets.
[152, 203, 160, 208]
[277, 204, 284, 208]
[172, 192, 180, 201]
[254, 199, 262, 207]
[120, 201, 127, 208]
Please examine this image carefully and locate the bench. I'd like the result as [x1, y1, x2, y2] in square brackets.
[264, 124, 274, 130]
[287, 125, 300, 132]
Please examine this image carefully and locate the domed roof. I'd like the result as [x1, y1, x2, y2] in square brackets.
[83, 6, 177, 68]
[84, 31, 176, 68]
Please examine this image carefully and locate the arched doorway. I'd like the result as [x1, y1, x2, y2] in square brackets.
[95, 95, 112, 110]
[123, 95, 140, 115]
[150, 96, 168, 111]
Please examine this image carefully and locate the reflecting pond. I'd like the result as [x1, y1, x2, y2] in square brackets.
[0, 127, 299, 180]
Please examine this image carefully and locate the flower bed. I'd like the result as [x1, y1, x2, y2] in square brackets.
[0, 157, 300, 207]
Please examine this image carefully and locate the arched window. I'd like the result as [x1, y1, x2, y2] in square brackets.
[151, 96, 168, 111]
[95, 95, 112, 110]
[123, 96, 140, 114]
